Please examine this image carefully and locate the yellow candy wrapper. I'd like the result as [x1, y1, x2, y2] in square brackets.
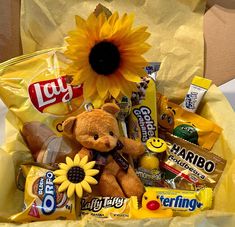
[157, 92, 222, 150]
[10, 165, 76, 222]
[145, 187, 212, 216]
[81, 196, 136, 219]
[181, 76, 212, 113]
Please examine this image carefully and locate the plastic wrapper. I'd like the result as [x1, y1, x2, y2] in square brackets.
[146, 187, 213, 216]
[157, 92, 222, 150]
[9, 165, 76, 222]
[161, 133, 226, 190]
[0, 48, 84, 164]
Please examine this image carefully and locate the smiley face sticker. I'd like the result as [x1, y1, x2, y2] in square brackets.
[146, 137, 167, 153]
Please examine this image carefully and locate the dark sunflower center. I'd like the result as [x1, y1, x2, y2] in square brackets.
[89, 41, 120, 75]
[67, 166, 85, 184]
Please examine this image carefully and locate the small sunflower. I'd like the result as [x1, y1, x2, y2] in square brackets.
[65, 12, 150, 105]
[53, 155, 99, 198]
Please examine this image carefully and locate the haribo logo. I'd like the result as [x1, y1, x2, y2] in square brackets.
[28, 76, 83, 113]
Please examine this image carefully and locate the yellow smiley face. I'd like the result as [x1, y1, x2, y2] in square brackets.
[146, 137, 167, 153]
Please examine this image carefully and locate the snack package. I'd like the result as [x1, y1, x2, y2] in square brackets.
[181, 76, 212, 113]
[161, 133, 226, 190]
[0, 48, 84, 135]
[10, 165, 76, 222]
[146, 187, 213, 216]
[157, 92, 222, 150]
[81, 196, 135, 219]
[129, 77, 158, 143]
[0, 48, 84, 163]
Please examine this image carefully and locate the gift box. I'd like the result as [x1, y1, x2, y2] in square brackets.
[0, 0, 235, 226]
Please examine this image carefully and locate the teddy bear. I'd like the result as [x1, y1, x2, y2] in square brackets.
[62, 103, 145, 200]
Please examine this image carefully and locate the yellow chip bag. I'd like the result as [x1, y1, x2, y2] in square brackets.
[10, 165, 76, 222]
[0, 48, 84, 163]
[0, 48, 83, 134]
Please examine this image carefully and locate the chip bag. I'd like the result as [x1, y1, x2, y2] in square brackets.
[0, 48, 84, 163]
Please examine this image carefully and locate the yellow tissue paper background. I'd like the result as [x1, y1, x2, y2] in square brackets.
[0, 0, 235, 226]
[20, 0, 205, 100]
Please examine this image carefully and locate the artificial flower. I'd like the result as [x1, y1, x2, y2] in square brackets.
[53, 155, 99, 198]
[65, 12, 150, 104]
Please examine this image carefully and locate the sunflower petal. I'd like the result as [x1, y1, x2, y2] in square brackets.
[54, 175, 67, 184]
[83, 74, 97, 99]
[81, 180, 92, 193]
[58, 163, 69, 171]
[75, 15, 86, 28]
[97, 76, 109, 98]
[74, 154, 81, 166]
[84, 176, 98, 185]
[108, 12, 119, 27]
[66, 156, 74, 167]
[100, 21, 113, 39]
[67, 183, 76, 198]
[86, 169, 99, 177]
[58, 180, 70, 192]
[53, 169, 67, 176]
[108, 75, 121, 98]
[75, 183, 83, 198]
[83, 161, 96, 170]
[79, 156, 88, 167]
[119, 68, 141, 83]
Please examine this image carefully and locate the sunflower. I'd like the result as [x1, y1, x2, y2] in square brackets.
[65, 12, 150, 106]
[53, 155, 99, 198]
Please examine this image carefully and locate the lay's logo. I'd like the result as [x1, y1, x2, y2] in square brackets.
[28, 76, 83, 113]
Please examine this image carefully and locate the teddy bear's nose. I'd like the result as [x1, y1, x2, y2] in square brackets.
[105, 140, 111, 148]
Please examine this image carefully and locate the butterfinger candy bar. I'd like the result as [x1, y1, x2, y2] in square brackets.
[10, 165, 76, 222]
[161, 133, 226, 190]
[81, 196, 135, 219]
[146, 187, 213, 216]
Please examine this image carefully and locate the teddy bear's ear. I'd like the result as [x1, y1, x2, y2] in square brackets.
[62, 117, 77, 136]
[102, 103, 120, 115]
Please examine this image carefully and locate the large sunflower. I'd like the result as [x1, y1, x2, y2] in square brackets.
[53, 155, 99, 198]
[65, 12, 150, 106]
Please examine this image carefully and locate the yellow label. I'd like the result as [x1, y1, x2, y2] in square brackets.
[128, 77, 158, 143]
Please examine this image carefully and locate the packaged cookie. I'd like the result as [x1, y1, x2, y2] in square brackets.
[10, 164, 76, 222]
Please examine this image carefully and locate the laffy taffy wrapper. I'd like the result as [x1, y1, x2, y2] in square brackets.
[81, 196, 136, 219]
[10, 165, 76, 222]
[145, 187, 212, 217]
[157, 92, 222, 150]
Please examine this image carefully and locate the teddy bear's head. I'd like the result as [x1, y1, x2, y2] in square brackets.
[63, 103, 120, 152]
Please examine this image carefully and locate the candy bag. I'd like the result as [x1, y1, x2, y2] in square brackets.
[157, 92, 222, 150]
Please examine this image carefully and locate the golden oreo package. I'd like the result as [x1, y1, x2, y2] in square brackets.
[10, 165, 76, 222]
[145, 187, 213, 216]
[161, 133, 226, 190]
[157, 92, 222, 150]
[81, 196, 135, 219]
[128, 77, 158, 143]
